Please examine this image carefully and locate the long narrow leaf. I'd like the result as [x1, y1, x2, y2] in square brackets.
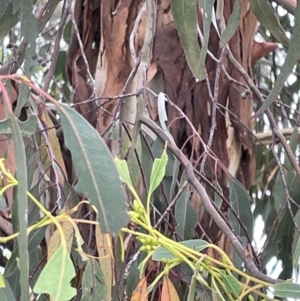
[228, 177, 254, 239]
[220, 0, 241, 47]
[250, 0, 290, 47]
[172, 0, 206, 80]
[57, 104, 129, 235]
[148, 146, 168, 198]
[255, 0, 300, 116]
[5, 96, 29, 301]
[0, 278, 16, 301]
[198, 0, 213, 77]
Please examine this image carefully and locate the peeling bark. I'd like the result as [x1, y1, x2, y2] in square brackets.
[68, 0, 276, 244]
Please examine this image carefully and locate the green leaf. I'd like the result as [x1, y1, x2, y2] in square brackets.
[0, 115, 37, 136]
[198, 0, 213, 77]
[63, 20, 72, 44]
[0, 2, 19, 39]
[175, 186, 197, 240]
[187, 259, 208, 300]
[292, 214, 300, 269]
[34, 245, 76, 301]
[273, 170, 285, 212]
[20, 0, 37, 74]
[220, 0, 241, 47]
[148, 146, 168, 198]
[214, 179, 223, 210]
[220, 271, 242, 297]
[152, 240, 209, 261]
[228, 177, 254, 239]
[0, 278, 16, 301]
[249, 0, 290, 47]
[151, 138, 175, 177]
[7, 103, 29, 301]
[274, 282, 300, 298]
[0, 274, 4, 288]
[285, 128, 298, 177]
[0, 0, 12, 18]
[115, 158, 133, 188]
[57, 104, 129, 235]
[126, 260, 140, 299]
[81, 259, 106, 301]
[172, 0, 206, 81]
[254, 0, 300, 116]
[54, 51, 67, 77]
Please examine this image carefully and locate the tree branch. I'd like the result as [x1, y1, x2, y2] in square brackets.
[139, 115, 282, 285]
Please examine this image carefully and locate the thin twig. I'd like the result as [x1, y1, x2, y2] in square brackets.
[200, 48, 227, 173]
[139, 115, 281, 284]
[129, 2, 146, 66]
[154, 181, 189, 229]
[227, 50, 300, 176]
[69, 7, 95, 89]
[43, 0, 72, 92]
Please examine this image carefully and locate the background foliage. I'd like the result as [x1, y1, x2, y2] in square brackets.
[0, 0, 300, 300]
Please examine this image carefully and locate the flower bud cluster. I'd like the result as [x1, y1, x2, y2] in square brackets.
[137, 236, 159, 252]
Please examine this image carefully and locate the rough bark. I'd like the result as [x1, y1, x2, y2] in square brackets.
[67, 0, 261, 244]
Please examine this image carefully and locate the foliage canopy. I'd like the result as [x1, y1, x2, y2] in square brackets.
[0, 0, 300, 300]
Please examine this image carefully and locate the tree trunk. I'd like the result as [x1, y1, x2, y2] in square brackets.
[67, 0, 258, 246]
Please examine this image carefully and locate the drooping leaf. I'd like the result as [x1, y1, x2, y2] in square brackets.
[198, 0, 213, 78]
[273, 169, 285, 212]
[220, 0, 241, 47]
[126, 134, 142, 190]
[214, 179, 223, 210]
[0, 115, 37, 136]
[28, 246, 43, 287]
[130, 276, 148, 301]
[228, 177, 254, 239]
[81, 258, 106, 301]
[95, 223, 114, 301]
[175, 186, 197, 240]
[172, 0, 206, 81]
[0, 278, 16, 301]
[4, 227, 46, 297]
[34, 245, 76, 301]
[292, 211, 300, 269]
[115, 158, 134, 188]
[151, 138, 175, 177]
[220, 271, 242, 297]
[57, 104, 129, 235]
[5, 96, 29, 301]
[0, 0, 13, 18]
[20, 0, 37, 72]
[187, 259, 207, 301]
[126, 260, 141, 299]
[152, 239, 209, 261]
[161, 276, 180, 301]
[249, 0, 290, 47]
[285, 128, 298, 177]
[274, 282, 300, 299]
[0, 2, 19, 39]
[14, 0, 37, 116]
[254, 0, 300, 116]
[148, 146, 168, 198]
[54, 51, 67, 77]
